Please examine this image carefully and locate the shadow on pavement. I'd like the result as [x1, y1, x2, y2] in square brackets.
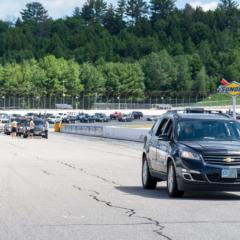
[115, 186, 240, 201]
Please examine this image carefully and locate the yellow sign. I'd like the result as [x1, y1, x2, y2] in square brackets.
[218, 81, 240, 97]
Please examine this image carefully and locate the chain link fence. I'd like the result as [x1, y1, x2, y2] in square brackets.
[0, 92, 233, 110]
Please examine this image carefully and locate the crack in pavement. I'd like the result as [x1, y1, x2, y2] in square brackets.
[72, 185, 172, 240]
[57, 161, 172, 239]
[26, 222, 153, 228]
[42, 170, 52, 176]
[153, 220, 240, 224]
[58, 161, 122, 186]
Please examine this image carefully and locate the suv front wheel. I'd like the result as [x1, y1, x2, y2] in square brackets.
[142, 156, 157, 189]
[167, 161, 184, 198]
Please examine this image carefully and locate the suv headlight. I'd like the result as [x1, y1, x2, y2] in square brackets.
[180, 150, 201, 161]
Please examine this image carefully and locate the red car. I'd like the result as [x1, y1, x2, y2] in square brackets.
[110, 112, 123, 120]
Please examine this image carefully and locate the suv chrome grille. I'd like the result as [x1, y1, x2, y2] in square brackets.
[203, 153, 240, 166]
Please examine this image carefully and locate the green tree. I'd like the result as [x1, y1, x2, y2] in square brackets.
[25, 59, 47, 96]
[150, 0, 176, 21]
[174, 55, 192, 91]
[126, 0, 148, 24]
[116, 0, 126, 19]
[103, 4, 118, 34]
[79, 63, 105, 93]
[21, 2, 49, 23]
[192, 67, 207, 92]
[101, 62, 145, 97]
[39, 55, 84, 96]
[219, 0, 238, 11]
[73, 7, 81, 18]
[81, 0, 107, 23]
[47, 33, 66, 58]
[141, 51, 177, 91]
[189, 53, 203, 80]
[81, 0, 95, 22]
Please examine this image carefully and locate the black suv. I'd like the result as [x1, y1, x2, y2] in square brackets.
[21, 118, 47, 138]
[132, 111, 143, 119]
[142, 108, 240, 197]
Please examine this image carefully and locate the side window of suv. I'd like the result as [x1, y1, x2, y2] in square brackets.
[156, 118, 168, 136]
[151, 118, 162, 135]
[163, 119, 173, 139]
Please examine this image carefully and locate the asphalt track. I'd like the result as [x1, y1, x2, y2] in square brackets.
[1, 132, 240, 240]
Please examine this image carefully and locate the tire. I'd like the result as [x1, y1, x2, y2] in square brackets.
[23, 132, 28, 138]
[142, 156, 157, 189]
[167, 161, 184, 198]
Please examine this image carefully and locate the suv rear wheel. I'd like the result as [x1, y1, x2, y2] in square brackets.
[142, 156, 157, 189]
[167, 161, 184, 198]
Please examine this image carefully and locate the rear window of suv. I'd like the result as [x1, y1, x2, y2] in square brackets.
[34, 120, 44, 126]
[177, 119, 240, 141]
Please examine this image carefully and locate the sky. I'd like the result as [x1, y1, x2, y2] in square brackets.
[0, 0, 234, 21]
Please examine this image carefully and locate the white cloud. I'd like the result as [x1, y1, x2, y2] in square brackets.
[189, 0, 218, 11]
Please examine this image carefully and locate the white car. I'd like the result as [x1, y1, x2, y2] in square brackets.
[0, 113, 9, 123]
[47, 116, 62, 124]
[0, 114, 9, 132]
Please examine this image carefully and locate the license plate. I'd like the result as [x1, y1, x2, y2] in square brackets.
[221, 169, 238, 178]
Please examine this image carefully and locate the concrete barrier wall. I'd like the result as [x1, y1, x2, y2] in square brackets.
[61, 124, 104, 137]
[61, 124, 149, 142]
[103, 126, 149, 142]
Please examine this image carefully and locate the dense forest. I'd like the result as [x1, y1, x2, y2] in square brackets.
[0, 0, 239, 98]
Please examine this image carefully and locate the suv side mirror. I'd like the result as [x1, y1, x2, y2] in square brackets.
[158, 134, 169, 141]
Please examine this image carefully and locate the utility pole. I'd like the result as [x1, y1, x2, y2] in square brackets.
[2, 96, 5, 109]
[62, 80, 65, 105]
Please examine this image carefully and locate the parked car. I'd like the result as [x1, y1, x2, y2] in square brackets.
[21, 118, 47, 138]
[77, 113, 86, 122]
[110, 112, 123, 120]
[118, 114, 134, 122]
[10, 114, 21, 120]
[80, 114, 95, 123]
[61, 114, 71, 123]
[0, 113, 9, 132]
[0, 122, 5, 133]
[48, 115, 61, 124]
[0, 113, 9, 123]
[33, 118, 47, 138]
[25, 112, 38, 118]
[4, 121, 12, 135]
[69, 115, 77, 123]
[94, 113, 109, 122]
[226, 110, 240, 120]
[142, 108, 240, 197]
[146, 116, 158, 122]
[131, 111, 143, 119]
[17, 118, 30, 136]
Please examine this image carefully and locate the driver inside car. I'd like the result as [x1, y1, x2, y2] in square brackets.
[179, 124, 195, 140]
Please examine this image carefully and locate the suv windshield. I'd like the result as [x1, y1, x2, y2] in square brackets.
[177, 119, 240, 141]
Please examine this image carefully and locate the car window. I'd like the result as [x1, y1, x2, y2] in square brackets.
[163, 119, 173, 139]
[156, 118, 168, 136]
[177, 119, 240, 141]
[150, 118, 161, 135]
[34, 120, 44, 126]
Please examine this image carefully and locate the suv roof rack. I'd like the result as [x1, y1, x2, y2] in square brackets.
[185, 108, 205, 113]
[167, 108, 231, 118]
